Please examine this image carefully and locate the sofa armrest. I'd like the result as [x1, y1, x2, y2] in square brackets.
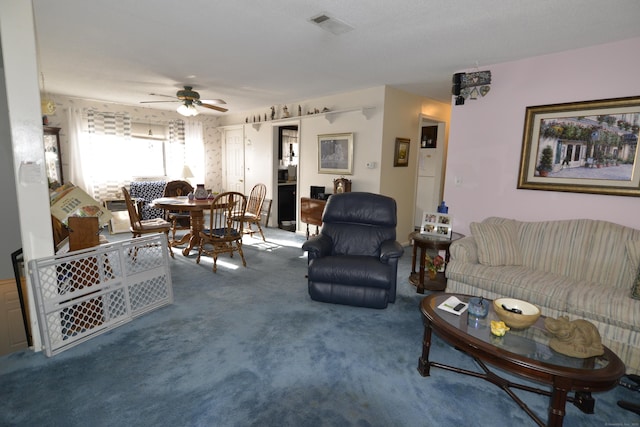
[449, 236, 479, 264]
[302, 235, 333, 261]
[380, 240, 404, 263]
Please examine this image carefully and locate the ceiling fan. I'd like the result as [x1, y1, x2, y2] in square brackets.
[141, 86, 228, 116]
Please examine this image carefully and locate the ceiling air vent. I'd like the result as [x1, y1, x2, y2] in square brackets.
[309, 13, 354, 35]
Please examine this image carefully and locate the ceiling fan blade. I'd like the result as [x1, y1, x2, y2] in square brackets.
[148, 93, 178, 99]
[199, 103, 228, 113]
[140, 100, 179, 104]
[199, 98, 226, 105]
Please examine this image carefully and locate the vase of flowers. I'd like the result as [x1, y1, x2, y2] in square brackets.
[425, 254, 445, 280]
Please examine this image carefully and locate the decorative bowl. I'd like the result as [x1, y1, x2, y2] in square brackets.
[493, 298, 541, 329]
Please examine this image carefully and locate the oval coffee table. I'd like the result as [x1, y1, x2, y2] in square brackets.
[418, 293, 625, 427]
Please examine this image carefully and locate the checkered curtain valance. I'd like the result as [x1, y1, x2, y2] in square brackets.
[87, 110, 132, 137]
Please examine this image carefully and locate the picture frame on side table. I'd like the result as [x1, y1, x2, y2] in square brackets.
[517, 96, 640, 197]
[394, 137, 410, 167]
[420, 211, 452, 238]
[318, 133, 353, 175]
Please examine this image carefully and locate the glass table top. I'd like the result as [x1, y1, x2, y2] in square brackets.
[426, 294, 612, 371]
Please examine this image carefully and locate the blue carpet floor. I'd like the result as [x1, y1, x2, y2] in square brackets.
[1, 227, 638, 426]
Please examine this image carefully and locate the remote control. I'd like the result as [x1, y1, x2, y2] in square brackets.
[453, 303, 465, 312]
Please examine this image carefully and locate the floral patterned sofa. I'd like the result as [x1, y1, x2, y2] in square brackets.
[445, 216, 640, 375]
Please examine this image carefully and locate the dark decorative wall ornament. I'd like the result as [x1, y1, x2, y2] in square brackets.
[452, 70, 492, 105]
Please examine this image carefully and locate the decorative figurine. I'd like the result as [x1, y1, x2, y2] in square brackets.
[283, 105, 290, 118]
[490, 320, 509, 337]
[298, 105, 302, 116]
[544, 316, 604, 358]
[271, 106, 275, 120]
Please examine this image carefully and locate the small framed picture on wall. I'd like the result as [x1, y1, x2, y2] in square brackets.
[393, 137, 410, 167]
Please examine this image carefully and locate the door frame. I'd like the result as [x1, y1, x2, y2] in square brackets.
[272, 121, 300, 231]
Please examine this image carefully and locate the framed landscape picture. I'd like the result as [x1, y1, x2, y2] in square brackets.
[318, 133, 353, 174]
[517, 96, 640, 197]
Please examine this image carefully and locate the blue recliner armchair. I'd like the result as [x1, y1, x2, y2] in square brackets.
[302, 192, 404, 309]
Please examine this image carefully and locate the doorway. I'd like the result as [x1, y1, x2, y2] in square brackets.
[276, 125, 298, 231]
[414, 116, 447, 229]
[224, 127, 245, 193]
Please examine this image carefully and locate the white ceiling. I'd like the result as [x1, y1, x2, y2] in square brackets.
[32, 0, 640, 115]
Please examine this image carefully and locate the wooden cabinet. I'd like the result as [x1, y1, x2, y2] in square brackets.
[44, 126, 63, 187]
[300, 197, 326, 239]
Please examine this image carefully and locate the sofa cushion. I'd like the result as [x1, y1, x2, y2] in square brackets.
[633, 265, 640, 300]
[446, 263, 572, 313]
[470, 221, 522, 266]
[626, 241, 640, 299]
[567, 285, 640, 331]
[627, 240, 640, 273]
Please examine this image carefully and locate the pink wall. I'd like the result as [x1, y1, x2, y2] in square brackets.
[444, 37, 640, 235]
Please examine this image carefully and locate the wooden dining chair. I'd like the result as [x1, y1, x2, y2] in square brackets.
[197, 191, 247, 272]
[122, 187, 174, 258]
[234, 183, 267, 241]
[162, 180, 194, 242]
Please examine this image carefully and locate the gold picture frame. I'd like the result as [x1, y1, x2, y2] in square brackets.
[517, 96, 640, 197]
[394, 138, 410, 167]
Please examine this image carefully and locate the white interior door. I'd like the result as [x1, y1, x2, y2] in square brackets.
[414, 119, 446, 228]
[225, 128, 245, 193]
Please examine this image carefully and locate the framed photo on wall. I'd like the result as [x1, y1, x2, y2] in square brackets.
[318, 133, 354, 174]
[394, 137, 410, 167]
[420, 212, 452, 238]
[517, 96, 640, 197]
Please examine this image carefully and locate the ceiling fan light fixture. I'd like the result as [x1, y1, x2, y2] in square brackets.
[177, 103, 199, 117]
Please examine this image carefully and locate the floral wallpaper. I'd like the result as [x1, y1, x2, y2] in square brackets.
[45, 94, 223, 192]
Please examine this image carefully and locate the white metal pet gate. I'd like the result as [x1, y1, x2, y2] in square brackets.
[29, 234, 173, 356]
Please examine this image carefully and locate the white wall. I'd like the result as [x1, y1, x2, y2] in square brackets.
[219, 87, 387, 231]
[218, 86, 451, 239]
[445, 37, 640, 236]
[381, 87, 451, 241]
[1, 0, 54, 350]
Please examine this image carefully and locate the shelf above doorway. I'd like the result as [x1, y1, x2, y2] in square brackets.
[244, 106, 375, 130]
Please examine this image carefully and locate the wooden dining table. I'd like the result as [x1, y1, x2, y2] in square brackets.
[151, 196, 213, 256]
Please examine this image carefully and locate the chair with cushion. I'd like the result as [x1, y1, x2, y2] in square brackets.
[129, 180, 166, 220]
[197, 191, 247, 272]
[236, 183, 267, 241]
[162, 180, 194, 242]
[122, 187, 174, 258]
[302, 192, 404, 309]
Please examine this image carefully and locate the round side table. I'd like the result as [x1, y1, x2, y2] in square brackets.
[408, 231, 464, 293]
